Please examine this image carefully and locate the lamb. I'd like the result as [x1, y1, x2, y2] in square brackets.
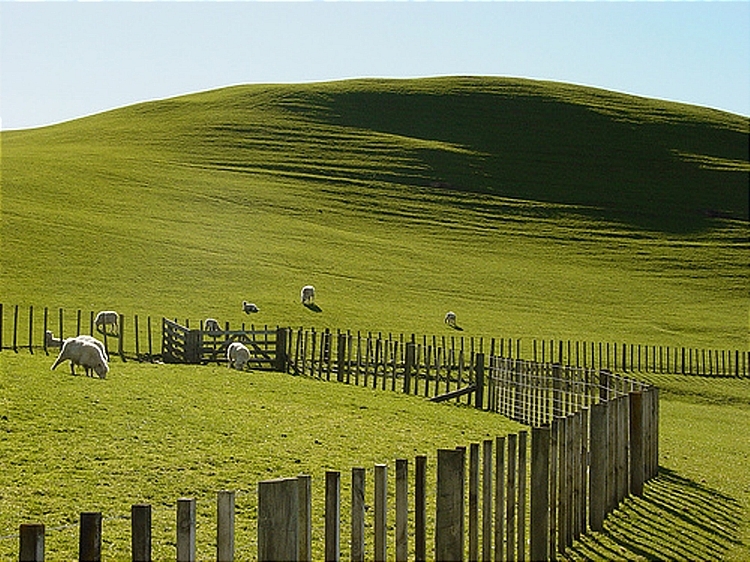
[51, 336, 109, 379]
[242, 301, 259, 314]
[94, 310, 120, 336]
[444, 311, 457, 327]
[204, 318, 222, 333]
[46, 330, 108, 360]
[227, 342, 251, 370]
[300, 285, 316, 306]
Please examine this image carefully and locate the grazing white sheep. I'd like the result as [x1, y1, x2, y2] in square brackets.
[242, 301, 259, 314]
[46, 330, 108, 360]
[94, 311, 119, 336]
[300, 285, 316, 305]
[51, 336, 109, 379]
[204, 318, 221, 333]
[444, 311, 457, 327]
[227, 342, 251, 370]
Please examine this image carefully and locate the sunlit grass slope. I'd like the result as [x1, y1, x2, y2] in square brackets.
[1, 77, 748, 348]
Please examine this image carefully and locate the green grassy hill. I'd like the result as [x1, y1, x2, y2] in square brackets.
[1, 76, 748, 348]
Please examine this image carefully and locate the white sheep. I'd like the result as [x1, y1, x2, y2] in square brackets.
[444, 311, 457, 327]
[242, 301, 259, 314]
[204, 318, 221, 333]
[51, 336, 109, 379]
[227, 342, 251, 370]
[94, 310, 119, 336]
[46, 330, 109, 360]
[300, 285, 315, 305]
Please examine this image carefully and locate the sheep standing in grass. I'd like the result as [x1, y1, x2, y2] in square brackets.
[46, 330, 109, 360]
[95, 311, 120, 336]
[227, 342, 251, 370]
[51, 336, 109, 379]
[444, 311, 457, 327]
[242, 301, 259, 314]
[300, 285, 315, 306]
[204, 318, 221, 333]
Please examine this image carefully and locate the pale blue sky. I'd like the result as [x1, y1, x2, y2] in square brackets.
[1, 1, 748, 130]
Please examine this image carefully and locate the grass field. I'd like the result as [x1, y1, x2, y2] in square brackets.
[1, 76, 748, 559]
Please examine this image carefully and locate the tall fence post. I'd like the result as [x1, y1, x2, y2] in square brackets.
[629, 392, 644, 497]
[298, 475, 312, 562]
[79, 512, 102, 562]
[396, 459, 409, 562]
[374, 463, 388, 562]
[435, 448, 465, 561]
[325, 471, 341, 562]
[403, 342, 416, 395]
[177, 498, 196, 562]
[131, 504, 151, 562]
[217, 491, 235, 562]
[351, 468, 366, 562]
[258, 478, 299, 562]
[19, 523, 45, 562]
[475, 353, 485, 410]
[415, 455, 427, 562]
[336, 333, 347, 382]
[530, 426, 551, 562]
[275, 327, 289, 372]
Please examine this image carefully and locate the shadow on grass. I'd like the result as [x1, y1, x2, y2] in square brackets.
[565, 468, 743, 561]
[304, 302, 322, 313]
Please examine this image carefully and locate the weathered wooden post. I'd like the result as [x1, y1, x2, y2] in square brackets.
[374, 463, 388, 562]
[275, 327, 289, 372]
[415, 455, 427, 562]
[517, 431, 528, 561]
[403, 342, 416, 395]
[506, 433, 518, 561]
[336, 333, 347, 382]
[494, 436, 506, 561]
[131, 504, 151, 562]
[298, 475, 312, 562]
[629, 392, 644, 497]
[217, 491, 235, 562]
[13, 304, 20, 352]
[474, 353, 485, 410]
[530, 426, 551, 562]
[351, 468, 366, 562]
[79, 512, 102, 562]
[435, 448, 465, 561]
[258, 478, 299, 562]
[482, 439, 493, 562]
[28, 305, 34, 354]
[19, 523, 45, 562]
[325, 471, 341, 562]
[177, 498, 196, 562]
[469, 443, 480, 562]
[119, 313, 126, 361]
[184, 330, 202, 364]
[396, 459, 409, 562]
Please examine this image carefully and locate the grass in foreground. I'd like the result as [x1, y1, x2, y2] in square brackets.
[0, 352, 522, 560]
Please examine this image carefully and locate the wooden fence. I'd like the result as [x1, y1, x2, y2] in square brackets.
[2, 304, 747, 377]
[161, 318, 286, 369]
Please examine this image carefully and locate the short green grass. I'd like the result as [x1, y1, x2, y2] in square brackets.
[1, 76, 748, 559]
[0, 352, 523, 560]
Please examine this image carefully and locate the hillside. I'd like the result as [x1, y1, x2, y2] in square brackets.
[1, 77, 748, 348]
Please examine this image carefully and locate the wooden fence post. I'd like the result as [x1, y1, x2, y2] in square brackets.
[506, 434, 517, 561]
[436, 448, 465, 562]
[415, 455, 427, 562]
[396, 459, 409, 562]
[336, 333, 347, 382]
[131, 504, 151, 562]
[217, 491, 235, 562]
[475, 353, 485, 410]
[79, 512, 102, 562]
[258, 478, 299, 562]
[13, 304, 19, 352]
[298, 475, 312, 562]
[517, 431, 528, 562]
[19, 523, 45, 562]
[482, 439, 493, 562]
[375, 463, 388, 562]
[494, 436, 506, 561]
[469, 443, 480, 562]
[275, 327, 289, 372]
[629, 392, 644, 497]
[177, 498, 196, 562]
[351, 468, 366, 562]
[28, 305, 34, 354]
[404, 343, 416, 395]
[184, 330, 202, 364]
[119, 313, 126, 361]
[530, 426, 550, 562]
[325, 471, 341, 562]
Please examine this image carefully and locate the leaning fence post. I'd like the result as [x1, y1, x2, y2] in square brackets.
[177, 498, 196, 562]
[19, 523, 45, 562]
[131, 504, 151, 562]
[435, 448, 465, 562]
[79, 512, 102, 562]
[217, 491, 235, 562]
[258, 478, 299, 562]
